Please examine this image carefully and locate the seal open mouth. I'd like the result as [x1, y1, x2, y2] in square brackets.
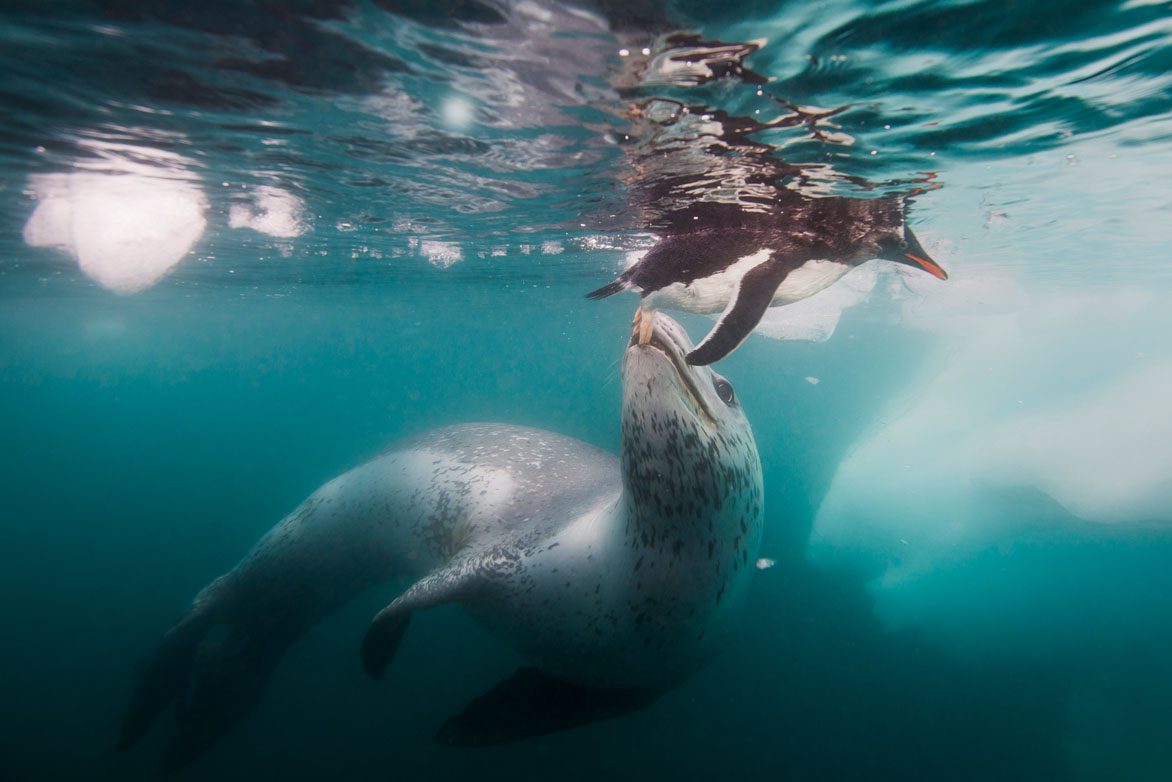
[628, 310, 716, 423]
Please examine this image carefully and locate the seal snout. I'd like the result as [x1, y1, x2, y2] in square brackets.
[626, 310, 717, 423]
[628, 311, 681, 365]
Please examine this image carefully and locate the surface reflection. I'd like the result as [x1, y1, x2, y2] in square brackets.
[228, 185, 309, 239]
[23, 141, 206, 294]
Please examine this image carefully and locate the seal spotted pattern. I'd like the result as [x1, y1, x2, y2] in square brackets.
[119, 312, 763, 767]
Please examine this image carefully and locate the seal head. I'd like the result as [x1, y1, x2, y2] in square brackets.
[615, 310, 763, 680]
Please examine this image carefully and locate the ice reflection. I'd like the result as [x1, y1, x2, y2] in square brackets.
[753, 264, 879, 342]
[23, 143, 206, 294]
[228, 185, 308, 238]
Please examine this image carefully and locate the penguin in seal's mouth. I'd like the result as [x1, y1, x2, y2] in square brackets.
[589, 198, 947, 366]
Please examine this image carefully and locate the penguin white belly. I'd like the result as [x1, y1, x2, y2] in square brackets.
[641, 249, 772, 314]
[770, 258, 852, 304]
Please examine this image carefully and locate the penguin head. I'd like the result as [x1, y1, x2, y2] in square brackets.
[878, 225, 948, 280]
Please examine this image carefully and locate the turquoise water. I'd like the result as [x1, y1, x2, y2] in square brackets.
[2, 1, 1172, 780]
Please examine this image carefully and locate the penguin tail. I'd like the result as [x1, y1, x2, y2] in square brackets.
[585, 274, 630, 300]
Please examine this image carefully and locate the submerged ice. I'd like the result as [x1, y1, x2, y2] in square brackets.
[22, 145, 207, 294]
[807, 275, 1172, 653]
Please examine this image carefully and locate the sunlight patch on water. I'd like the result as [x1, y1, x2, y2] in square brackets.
[440, 94, 476, 132]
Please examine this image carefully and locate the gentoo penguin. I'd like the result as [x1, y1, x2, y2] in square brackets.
[587, 198, 947, 365]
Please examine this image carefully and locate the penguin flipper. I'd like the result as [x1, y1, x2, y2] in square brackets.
[435, 667, 661, 746]
[687, 261, 784, 365]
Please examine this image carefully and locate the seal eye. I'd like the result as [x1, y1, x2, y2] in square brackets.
[713, 377, 736, 406]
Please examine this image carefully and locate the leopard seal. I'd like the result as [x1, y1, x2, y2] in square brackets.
[118, 311, 763, 768]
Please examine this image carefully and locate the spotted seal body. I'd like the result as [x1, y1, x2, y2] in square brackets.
[365, 314, 764, 689]
[119, 313, 763, 767]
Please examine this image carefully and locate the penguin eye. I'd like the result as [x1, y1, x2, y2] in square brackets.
[713, 377, 736, 406]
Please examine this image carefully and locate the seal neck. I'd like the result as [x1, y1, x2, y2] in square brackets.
[619, 410, 761, 544]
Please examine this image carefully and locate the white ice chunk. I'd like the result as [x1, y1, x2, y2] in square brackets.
[978, 360, 1172, 524]
[24, 167, 207, 294]
[420, 240, 463, 268]
[809, 283, 1172, 603]
[228, 185, 308, 238]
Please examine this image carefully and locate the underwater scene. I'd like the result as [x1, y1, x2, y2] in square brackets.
[2, 1, 1171, 780]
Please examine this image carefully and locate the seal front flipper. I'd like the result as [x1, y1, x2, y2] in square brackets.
[362, 546, 519, 679]
[686, 260, 786, 366]
[435, 667, 662, 746]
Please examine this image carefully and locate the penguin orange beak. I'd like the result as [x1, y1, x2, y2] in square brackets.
[904, 252, 948, 280]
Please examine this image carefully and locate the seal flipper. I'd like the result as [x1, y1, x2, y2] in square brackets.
[435, 667, 661, 746]
[117, 607, 214, 752]
[686, 259, 785, 366]
[159, 627, 278, 773]
[120, 577, 301, 771]
[360, 607, 412, 680]
[362, 549, 509, 679]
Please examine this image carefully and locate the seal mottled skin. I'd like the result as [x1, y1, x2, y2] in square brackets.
[118, 312, 763, 768]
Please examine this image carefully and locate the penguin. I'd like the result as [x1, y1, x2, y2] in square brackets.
[587, 198, 947, 365]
